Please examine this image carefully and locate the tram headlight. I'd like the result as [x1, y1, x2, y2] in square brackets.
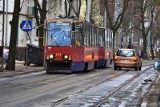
[63, 54, 69, 60]
[49, 54, 54, 59]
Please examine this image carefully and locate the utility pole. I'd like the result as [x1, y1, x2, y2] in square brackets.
[65, 0, 68, 17]
[1, 0, 5, 71]
[86, 0, 91, 22]
[5, 0, 8, 46]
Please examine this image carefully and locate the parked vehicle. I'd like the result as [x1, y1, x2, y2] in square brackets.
[114, 48, 142, 71]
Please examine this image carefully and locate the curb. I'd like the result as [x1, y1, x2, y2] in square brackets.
[141, 74, 160, 107]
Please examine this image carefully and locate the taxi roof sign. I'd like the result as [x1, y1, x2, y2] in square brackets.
[20, 20, 32, 32]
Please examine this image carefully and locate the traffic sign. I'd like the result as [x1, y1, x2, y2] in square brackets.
[20, 20, 32, 32]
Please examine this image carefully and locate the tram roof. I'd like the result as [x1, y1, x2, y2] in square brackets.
[46, 18, 84, 23]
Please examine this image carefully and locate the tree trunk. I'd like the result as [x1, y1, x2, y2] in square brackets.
[38, 0, 46, 47]
[150, 33, 154, 59]
[113, 32, 116, 58]
[5, 0, 21, 70]
[142, 33, 147, 59]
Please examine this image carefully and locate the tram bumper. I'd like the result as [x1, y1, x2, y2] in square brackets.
[45, 60, 72, 73]
[45, 60, 85, 73]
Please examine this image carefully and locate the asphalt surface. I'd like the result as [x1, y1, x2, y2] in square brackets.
[0, 59, 159, 106]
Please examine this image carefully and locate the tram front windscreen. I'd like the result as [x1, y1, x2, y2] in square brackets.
[47, 22, 71, 46]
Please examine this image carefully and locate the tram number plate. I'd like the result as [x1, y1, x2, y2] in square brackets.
[121, 60, 129, 63]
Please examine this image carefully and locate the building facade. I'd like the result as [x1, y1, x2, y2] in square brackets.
[0, 0, 72, 60]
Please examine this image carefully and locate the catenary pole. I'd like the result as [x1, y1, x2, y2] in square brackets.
[86, 0, 91, 22]
[1, 0, 5, 71]
[5, 0, 8, 46]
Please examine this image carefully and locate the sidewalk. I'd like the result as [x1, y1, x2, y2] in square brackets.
[0, 61, 44, 77]
[141, 74, 160, 107]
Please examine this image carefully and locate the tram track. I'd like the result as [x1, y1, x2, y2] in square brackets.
[52, 66, 152, 107]
[0, 65, 153, 107]
[0, 67, 126, 105]
[93, 66, 154, 107]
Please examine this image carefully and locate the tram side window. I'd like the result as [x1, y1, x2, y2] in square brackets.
[101, 29, 105, 47]
[104, 30, 108, 47]
[89, 25, 92, 46]
[87, 24, 90, 46]
[109, 31, 113, 47]
[91, 26, 94, 46]
[109, 31, 111, 47]
[95, 27, 98, 46]
[75, 23, 84, 46]
[80, 24, 84, 46]
[84, 24, 88, 46]
[107, 31, 110, 47]
[111, 32, 113, 47]
[99, 28, 105, 47]
[71, 23, 76, 46]
[93, 26, 97, 46]
[99, 37, 103, 47]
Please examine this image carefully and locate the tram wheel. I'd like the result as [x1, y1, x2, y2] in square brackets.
[114, 66, 117, 70]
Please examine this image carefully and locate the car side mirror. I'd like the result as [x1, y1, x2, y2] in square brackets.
[154, 61, 160, 71]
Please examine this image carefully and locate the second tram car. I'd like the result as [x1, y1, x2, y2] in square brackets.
[96, 28, 113, 68]
[44, 18, 113, 73]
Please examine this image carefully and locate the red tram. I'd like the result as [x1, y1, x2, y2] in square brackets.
[44, 18, 113, 73]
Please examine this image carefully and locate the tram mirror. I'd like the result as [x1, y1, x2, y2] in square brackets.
[154, 61, 160, 70]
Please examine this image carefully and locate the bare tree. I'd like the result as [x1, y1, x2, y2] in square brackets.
[68, 0, 82, 18]
[90, 0, 103, 26]
[33, 0, 47, 47]
[150, 5, 160, 59]
[5, 0, 21, 70]
[103, 0, 129, 50]
[134, 0, 156, 59]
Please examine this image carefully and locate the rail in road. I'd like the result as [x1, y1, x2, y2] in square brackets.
[55, 66, 155, 107]
[0, 60, 155, 107]
[94, 67, 153, 107]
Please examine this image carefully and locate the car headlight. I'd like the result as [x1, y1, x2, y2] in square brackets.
[49, 54, 54, 59]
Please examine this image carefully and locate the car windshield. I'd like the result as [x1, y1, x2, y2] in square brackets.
[117, 50, 135, 57]
[47, 22, 71, 46]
